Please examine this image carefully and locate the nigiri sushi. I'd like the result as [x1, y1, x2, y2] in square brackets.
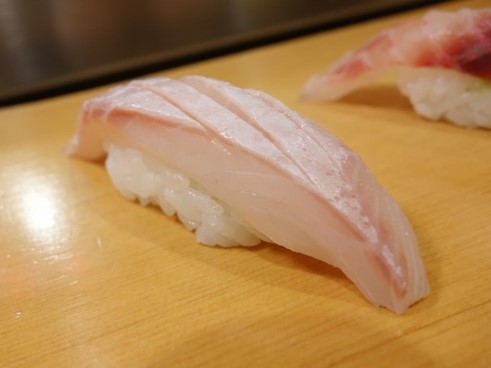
[66, 76, 429, 314]
[301, 8, 491, 128]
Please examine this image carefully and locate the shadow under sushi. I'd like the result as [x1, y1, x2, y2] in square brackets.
[334, 85, 413, 112]
[245, 242, 354, 294]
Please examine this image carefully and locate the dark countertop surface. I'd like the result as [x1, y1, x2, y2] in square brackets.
[0, 0, 443, 106]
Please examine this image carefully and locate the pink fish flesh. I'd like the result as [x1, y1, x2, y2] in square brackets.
[66, 76, 429, 314]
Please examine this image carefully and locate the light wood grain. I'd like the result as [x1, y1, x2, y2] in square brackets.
[1, 1, 490, 367]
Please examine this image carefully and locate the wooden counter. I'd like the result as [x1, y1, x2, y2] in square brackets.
[1, 1, 490, 366]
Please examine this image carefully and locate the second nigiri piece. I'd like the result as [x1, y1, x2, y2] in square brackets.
[301, 8, 491, 128]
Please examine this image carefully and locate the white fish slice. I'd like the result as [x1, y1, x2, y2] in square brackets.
[66, 76, 429, 314]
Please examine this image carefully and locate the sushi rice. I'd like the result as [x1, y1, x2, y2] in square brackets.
[397, 67, 491, 128]
[105, 144, 269, 247]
